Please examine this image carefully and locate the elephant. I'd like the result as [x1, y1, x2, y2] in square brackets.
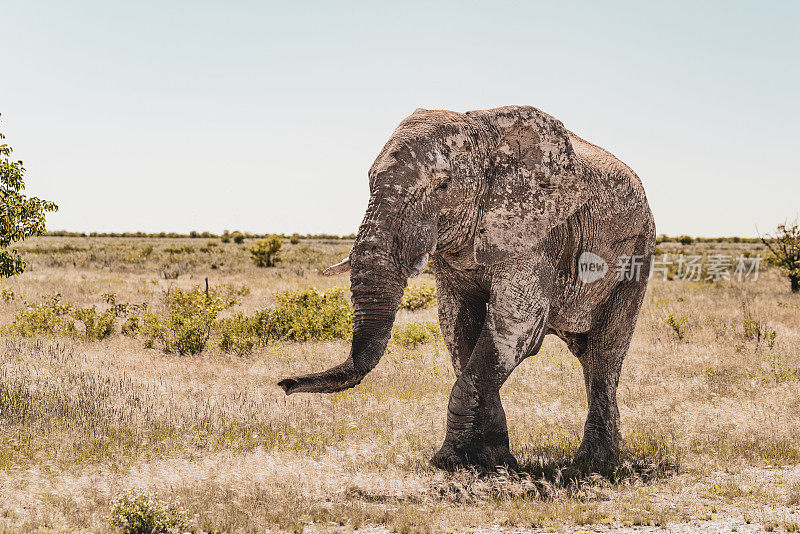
[279, 105, 655, 471]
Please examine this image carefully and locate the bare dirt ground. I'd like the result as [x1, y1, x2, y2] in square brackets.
[1, 237, 799, 533]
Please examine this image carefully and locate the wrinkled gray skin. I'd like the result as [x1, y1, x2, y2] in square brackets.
[279, 106, 655, 471]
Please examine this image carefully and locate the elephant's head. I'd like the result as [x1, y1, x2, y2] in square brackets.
[278, 106, 587, 394]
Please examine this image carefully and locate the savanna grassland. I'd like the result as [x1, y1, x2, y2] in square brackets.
[1, 236, 800, 533]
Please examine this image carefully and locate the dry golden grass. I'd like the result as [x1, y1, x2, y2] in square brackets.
[1, 236, 800, 532]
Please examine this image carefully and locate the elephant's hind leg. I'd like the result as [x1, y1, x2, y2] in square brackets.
[432, 260, 552, 471]
[570, 277, 648, 468]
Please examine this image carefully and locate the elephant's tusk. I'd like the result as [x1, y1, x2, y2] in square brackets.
[323, 257, 351, 276]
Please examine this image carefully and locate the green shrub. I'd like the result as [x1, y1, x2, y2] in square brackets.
[218, 286, 353, 349]
[761, 219, 800, 293]
[220, 230, 231, 243]
[4, 293, 146, 340]
[71, 306, 117, 340]
[400, 283, 436, 310]
[1, 287, 16, 302]
[289, 233, 301, 245]
[199, 240, 218, 252]
[2, 285, 353, 352]
[217, 310, 271, 353]
[663, 313, 687, 340]
[164, 245, 195, 255]
[121, 316, 141, 337]
[103, 293, 147, 316]
[108, 488, 191, 534]
[281, 244, 351, 272]
[391, 321, 442, 348]
[249, 235, 283, 267]
[139, 288, 238, 355]
[5, 293, 72, 336]
[159, 262, 186, 280]
[231, 231, 245, 244]
[266, 286, 352, 341]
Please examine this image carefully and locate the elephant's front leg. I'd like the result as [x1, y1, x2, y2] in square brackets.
[435, 268, 488, 375]
[431, 262, 552, 471]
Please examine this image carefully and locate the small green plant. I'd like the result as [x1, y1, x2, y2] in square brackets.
[289, 233, 301, 245]
[220, 230, 231, 243]
[767, 330, 778, 350]
[249, 235, 283, 267]
[266, 286, 352, 341]
[108, 488, 191, 534]
[663, 313, 687, 340]
[706, 317, 728, 340]
[742, 316, 760, 341]
[231, 231, 245, 244]
[1, 287, 16, 302]
[400, 283, 436, 310]
[391, 321, 442, 348]
[743, 314, 777, 349]
[139, 287, 238, 355]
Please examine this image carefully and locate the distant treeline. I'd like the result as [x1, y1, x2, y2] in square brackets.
[46, 230, 358, 240]
[45, 231, 763, 244]
[656, 235, 762, 245]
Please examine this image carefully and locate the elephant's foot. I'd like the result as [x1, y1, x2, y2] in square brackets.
[431, 439, 518, 472]
[572, 437, 620, 474]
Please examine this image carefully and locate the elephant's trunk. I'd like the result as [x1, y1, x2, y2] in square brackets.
[279, 172, 430, 395]
[278, 267, 403, 395]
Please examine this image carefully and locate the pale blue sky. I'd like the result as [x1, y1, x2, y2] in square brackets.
[1, 1, 797, 237]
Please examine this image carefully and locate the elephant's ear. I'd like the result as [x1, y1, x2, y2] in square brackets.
[474, 108, 587, 265]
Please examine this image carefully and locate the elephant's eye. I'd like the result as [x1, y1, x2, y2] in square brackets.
[435, 177, 451, 191]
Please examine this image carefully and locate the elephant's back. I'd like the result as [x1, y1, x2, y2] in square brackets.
[542, 132, 655, 332]
[567, 131, 653, 230]
[567, 132, 635, 175]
